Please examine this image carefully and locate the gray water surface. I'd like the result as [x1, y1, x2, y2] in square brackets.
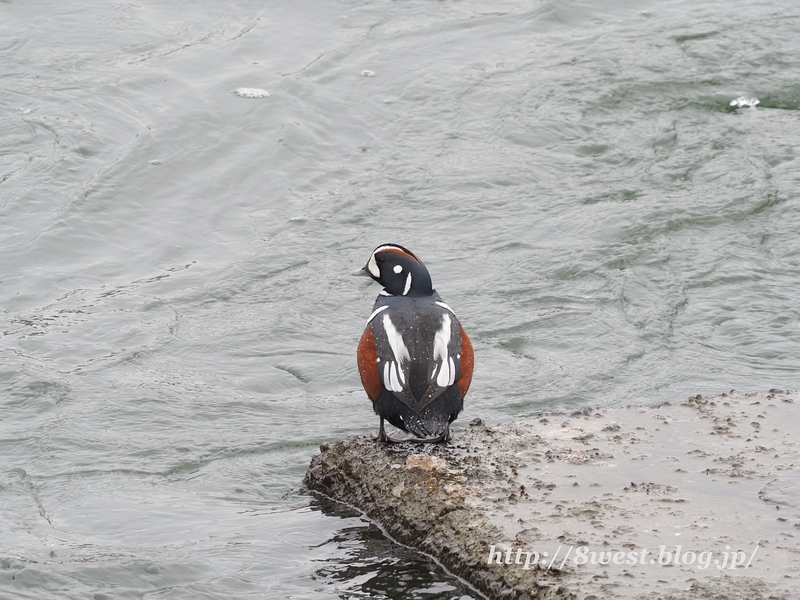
[2, 0, 800, 597]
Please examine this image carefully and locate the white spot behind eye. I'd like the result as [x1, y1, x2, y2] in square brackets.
[393, 264, 403, 274]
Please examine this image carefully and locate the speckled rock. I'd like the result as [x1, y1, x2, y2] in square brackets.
[305, 391, 800, 599]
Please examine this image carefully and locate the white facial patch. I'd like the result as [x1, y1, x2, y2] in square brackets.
[393, 264, 403, 274]
[432, 314, 455, 387]
[367, 253, 380, 278]
[402, 273, 412, 295]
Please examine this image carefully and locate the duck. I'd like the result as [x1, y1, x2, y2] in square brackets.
[354, 244, 473, 443]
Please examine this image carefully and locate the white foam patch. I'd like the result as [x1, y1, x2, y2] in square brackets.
[730, 96, 759, 108]
[234, 88, 271, 98]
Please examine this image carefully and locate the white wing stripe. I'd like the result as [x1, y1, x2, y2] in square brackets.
[381, 314, 410, 392]
[433, 314, 453, 388]
[383, 362, 391, 389]
[382, 314, 410, 363]
[383, 361, 403, 393]
[391, 364, 402, 392]
[436, 361, 449, 387]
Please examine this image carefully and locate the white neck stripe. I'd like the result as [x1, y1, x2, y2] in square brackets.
[366, 305, 389, 324]
[402, 272, 412, 295]
[435, 301, 455, 314]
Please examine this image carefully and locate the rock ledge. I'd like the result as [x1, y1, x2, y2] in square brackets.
[305, 391, 800, 599]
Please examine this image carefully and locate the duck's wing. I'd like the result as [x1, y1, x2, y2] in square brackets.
[371, 302, 464, 413]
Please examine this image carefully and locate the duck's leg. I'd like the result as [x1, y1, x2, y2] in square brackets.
[378, 416, 446, 444]
[409, 424, 449, 444]
[378, 417, 390, 443]
[378, 417, 451, 444]
[378, 417, 405, 443]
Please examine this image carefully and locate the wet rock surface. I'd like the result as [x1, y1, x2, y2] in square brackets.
[305, 391, 800, 599]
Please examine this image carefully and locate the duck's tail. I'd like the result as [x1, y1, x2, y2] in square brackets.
[376, 386, 463, 441]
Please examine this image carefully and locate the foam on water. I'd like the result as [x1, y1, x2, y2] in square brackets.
[731, 96, 760, 108]
[233, 87, 271, 98]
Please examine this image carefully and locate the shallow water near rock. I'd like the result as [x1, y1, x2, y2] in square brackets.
[2, 0, 800, 597]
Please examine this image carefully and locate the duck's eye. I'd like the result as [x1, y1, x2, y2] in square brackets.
[393, 265, 403, 274]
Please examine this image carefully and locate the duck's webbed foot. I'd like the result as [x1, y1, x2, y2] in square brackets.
[377, 418, 450, 444]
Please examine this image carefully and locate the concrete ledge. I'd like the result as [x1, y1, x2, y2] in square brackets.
[304, 391, 800, 599]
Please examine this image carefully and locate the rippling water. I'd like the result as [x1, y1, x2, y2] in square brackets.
[2, 0, 800, 597]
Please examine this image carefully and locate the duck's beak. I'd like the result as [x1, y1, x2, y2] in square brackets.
[352, 265, 372, 277]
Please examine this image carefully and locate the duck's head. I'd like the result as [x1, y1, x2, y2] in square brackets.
[355, 244, 434, 296]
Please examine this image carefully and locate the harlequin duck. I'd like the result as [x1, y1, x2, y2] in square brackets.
[355, 244, 474, 443]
